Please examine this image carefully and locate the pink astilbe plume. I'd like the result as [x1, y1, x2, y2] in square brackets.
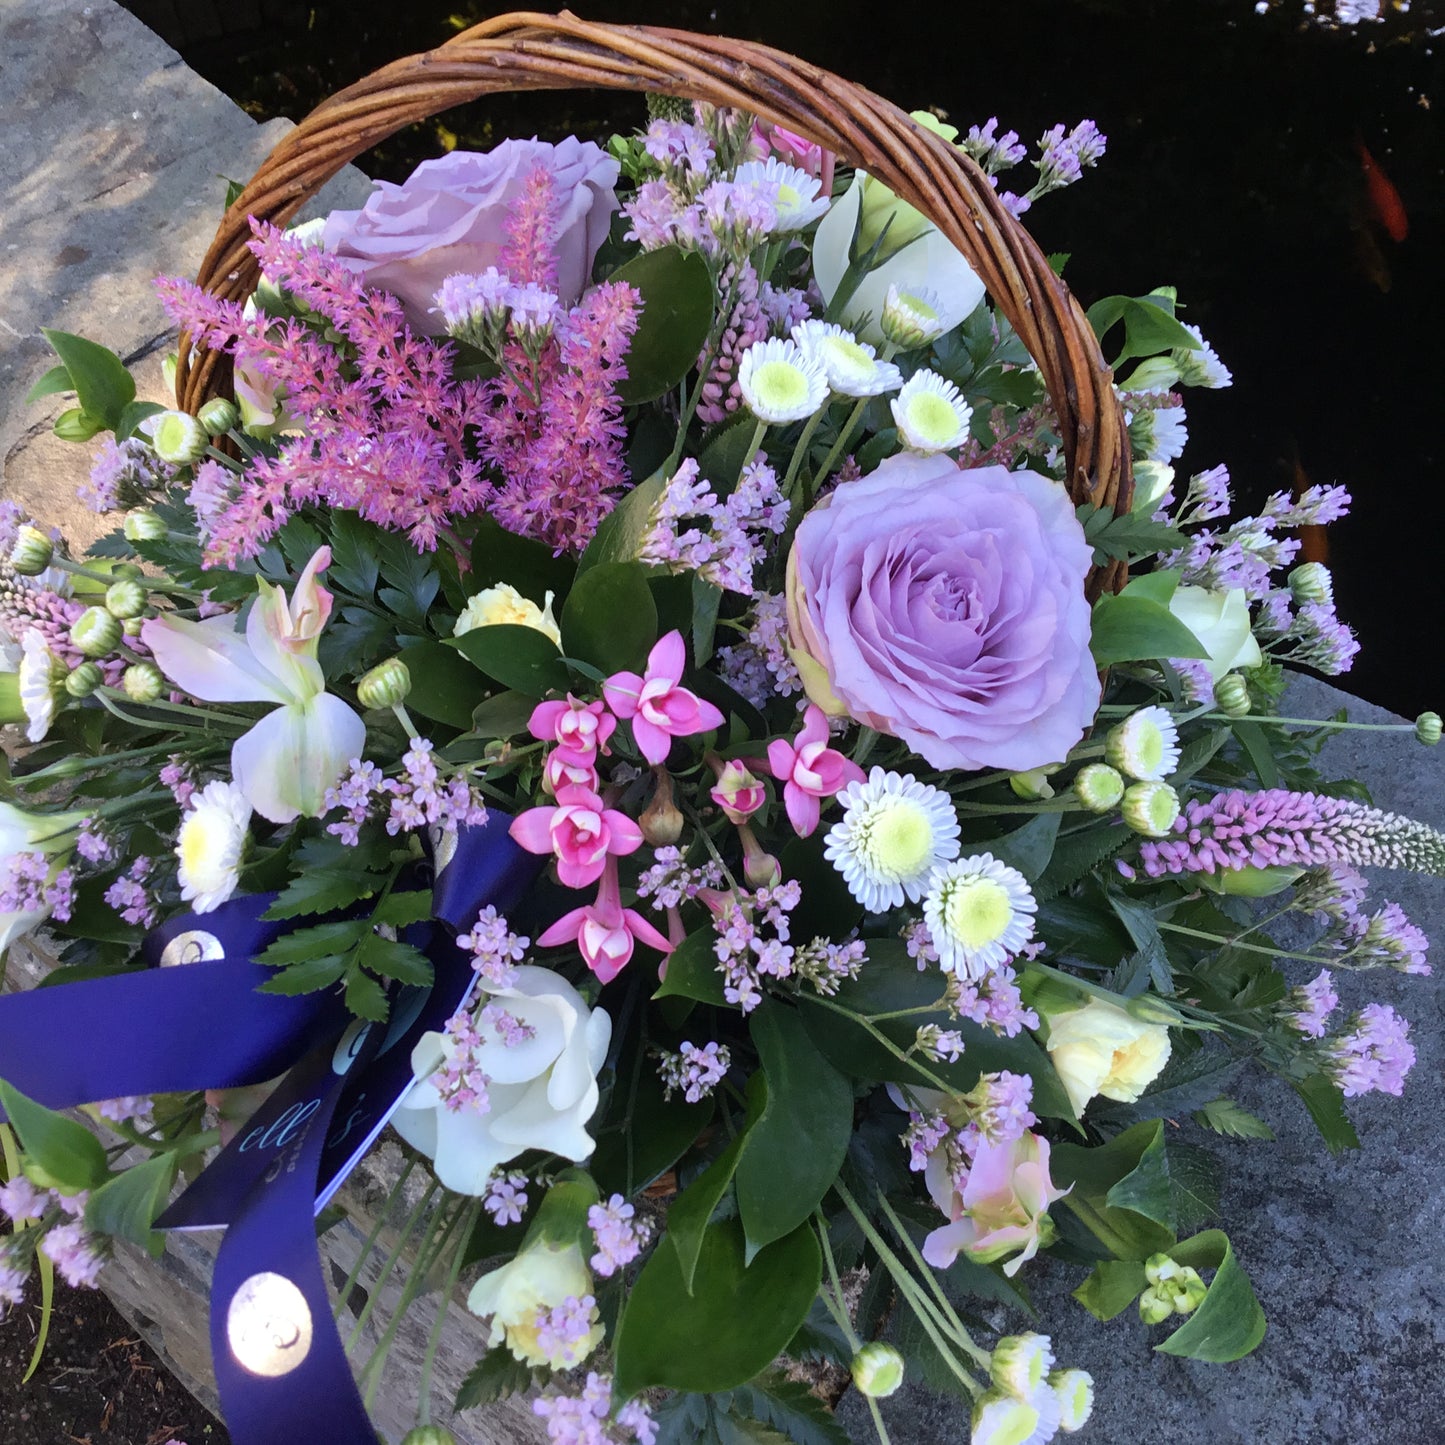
[156, 223, 492, 561]
[499, 164, 562, 289]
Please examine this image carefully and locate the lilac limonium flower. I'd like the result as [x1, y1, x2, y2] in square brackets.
[141, 547, 364, 824]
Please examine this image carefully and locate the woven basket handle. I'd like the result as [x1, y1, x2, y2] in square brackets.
[180, 10, 1131, 590]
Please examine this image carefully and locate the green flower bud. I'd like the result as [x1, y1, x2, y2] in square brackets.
[123, 510, 168, 543]
[54, 407, 106, 443]
[9, 525, 54, 576]
[196, 396, 241, 434]
[850, 1341, 905, 1398]
[1213, 672, 1251, 718]
[401, 1429, 458, 1445]
[1074, 763, 1125, 813]
[1138, 1286, 1174, 1325]
[1122, 356, 1181, 393]
[880, 286, 946, 350]
[355, 656, 412, 710]
[104, 579, 147, 620]
[1009, 764, 1060, 801]
[1129, 460, 1175, 517]
[1415, 711, 1442, 746]
[161, 353, 178, 390]
[1122, 781, 1180, 838]
[122, 662, 165, 703]
[1288, 561, 1333, 605]
[70, 606, 122, 658]
[65, 662, 104, 698]
[1143, 1252, 1208, 1315]
[148, 409, 209, 465]
[1199, 864, 1303, 898]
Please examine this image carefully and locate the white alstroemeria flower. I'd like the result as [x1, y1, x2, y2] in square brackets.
[392, 966, 611, 1197]
[140, 547, 364, 824]
[812, 172, 986, 346]
[732, 157, 831, 230]
[176, 780, 252, 913]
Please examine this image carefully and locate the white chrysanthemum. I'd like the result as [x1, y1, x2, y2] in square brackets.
[736, 337, 829, 424]
[1048, 1369, 1094, 1434]
[732, 158, 831, 230]
[990, 1333, 1055, 1400]
[1131, 402, 1188, 464]
[18, 631, 65, 744]
[1121, 781, 1181, 838]
[824, 768, 961, 912]
[176, 780, 252, 913]
[880, 284, 949, 348]
[891, 369, 973, 453]
[1173, 324, 1232, 389]
[1105, 705, 1181, 782]
[971, 1384, 1063, 1445]
[791, 321, 903, 398]
[923, 853, 1036, 980]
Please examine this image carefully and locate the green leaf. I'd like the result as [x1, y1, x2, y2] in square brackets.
[262, 868, 388, 921]
[786, 1296, 853, 1367]
[1090, 593, 1210, 667]
[778, 834, 864, 943]
[653, 928, 727, 1007]
[1292, 1071, 1359, 1155]
[0, 1079, 109, 1193]
[1050, 1120, 1178, 1260]
[1194, 1097, 1275, 1141]
[344, 968, 390, 1022]
[577, 471, 666, 574]
[1156, 1230, 1267, 1362]
[735, 1003, 852, 1257]
[591, 1074, 713, 1198]
[613, 1219, 821, 1397]
[1086, 294, 1198, 365]
[115, 399, 166, 441]
[395, 638, 488, 729]
[894, 1289, 973, 1402]
[1073, 1258, 1148, 1321]
[450, 624, 568, 699]
[1232, 720, 1282, 790]
[698, 412, 760, 492]
[25, 364, 74, 405]
[988, 812, 1061, 881]
[40, 330, 135, 429]
[84, 1153, 177, 1253]
[1076, 508, 1187, 566]
[468, 514, 575, 609]
[256, 956, 349, 995]
[1108, 893, 1173, 994]
[373, 890, 433, 928]
[327, 511, 382, 598]
[610, 246, 716, 404]
[1105, 1131, 1220, 1235]
[454, 1348, 537, 1410]
[693, 575, 723, 667]
[729, 1372, 850, 1445]
[471, 688, 538, 740]
[257, 919, 365, 968]
[561, 562, 658, 676]
[354, 932, 433, 986]
[1035, 826, 1129, 901]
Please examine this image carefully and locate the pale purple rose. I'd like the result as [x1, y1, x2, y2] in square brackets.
[785, 454, 1100, 771]
[322, 140, 620, 333]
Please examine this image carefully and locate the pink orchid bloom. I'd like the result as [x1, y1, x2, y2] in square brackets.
[710, 760, 767, 825]
[602, 631, 724, 767]
[140, 547, 364, 824]
[922, 1132, 1070, 1278]
[529, 695, 616, 757]
[509, 785, 644, 890]
[537, 857, 673, 984]
[765, 704, 865, 837]
[542, 747, 600, 798]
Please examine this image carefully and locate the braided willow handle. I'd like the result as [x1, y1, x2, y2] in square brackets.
[181, 10, 1131, 590]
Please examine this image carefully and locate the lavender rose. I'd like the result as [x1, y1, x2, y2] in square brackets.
[785, 455, 1100, 771]
[322, 140, 620, 333]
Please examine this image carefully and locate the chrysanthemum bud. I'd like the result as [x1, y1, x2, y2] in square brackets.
[123, 511, 168, 543]
[104, 579, 147, 620]
[147, 409, 209, 465]
[1415, 711, 1442, 746]
[122, 662, 165, 703]
[989, 1332, 1054, 1399]
[196, 397, 240, 435]
[1105, 706, 1180, 782]
[1288, 561, 1333, 606]
[850, 1342, 905, 1398]
[70, 606, 122, 658]
[880, 284, 947, 349]
[356, 656, 412, 710]
[640, 769, 684, 846]
[1214, 672, 1251, 718]
[1009, 764, 1060, 801]
[9, 526, 54, 576]
[65, 662, 104, 698]
[1074, 763, 1125, 813]
[1122, 781, 1180, 838]
[401, 1428, 458, 1445]
[1049, 1368, 1095, 1434]
[54, 408, 105, 443]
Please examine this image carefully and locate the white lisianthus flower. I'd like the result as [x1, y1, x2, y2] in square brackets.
[732, 157, 831, 230]
[175, 780, 251, 913]
[891, 370, 973, 452]
[824, 768, 960, 912]
[454, 583, 561, 648]
[1042, 997, 1172, 1116]
[790, 321, 903, 398]
[467, 1239, 602, 1368]
[17, 631, 67, 743]
[393, 965, 611, 1196]
[736, 338, 829, 424]
[923, 854, 1037, 980]
[1167, 585, 1263, 680]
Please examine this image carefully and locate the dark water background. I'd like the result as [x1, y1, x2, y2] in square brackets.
[124, 0, 1445, 719]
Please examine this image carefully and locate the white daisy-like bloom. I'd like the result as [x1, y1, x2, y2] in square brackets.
[990, 1332, 1055, 1399]
[736, 337, 829, 424]
[923, 853, 1037, 980]
[1172, 324, 1233, 389]
[1134, 402, 1188, 464]
[1048, 1368, 1095, 1434]
[18, 631, 66, 743]
[732, 158, 831, 231]
[824, 768, 961, 912]
[880, 284, 950, 348]
[791, 321, 904, 398]
[972, 1383, 1063, 1445]
[1104, 705, 1181, 782]
[175, 780, 252, 913]
[891, 370, 973, 452]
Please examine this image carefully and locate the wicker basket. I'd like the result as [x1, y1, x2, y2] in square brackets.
[176, 10, 1132, 595]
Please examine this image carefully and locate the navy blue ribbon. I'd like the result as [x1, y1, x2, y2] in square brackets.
[0, 811, 540, 1445]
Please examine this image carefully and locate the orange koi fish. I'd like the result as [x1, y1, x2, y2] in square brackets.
[1356, 137, 1409, 243]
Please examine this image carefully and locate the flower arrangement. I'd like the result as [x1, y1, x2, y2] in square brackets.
[0, 46, 1440, 1445]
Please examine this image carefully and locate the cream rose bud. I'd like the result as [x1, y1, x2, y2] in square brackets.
[454, 584, 561, 648]
[467, 1239, 602, 1368]
[1042, 996, 1172, 1116]
[1166, 585, 1263, 681]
